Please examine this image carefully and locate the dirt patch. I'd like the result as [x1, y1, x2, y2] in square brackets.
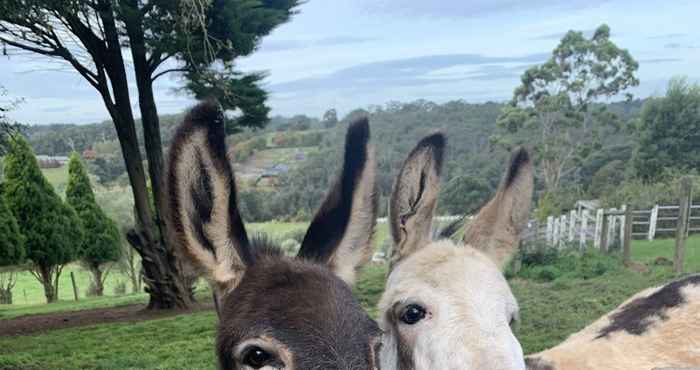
[0, 302, 215, 337]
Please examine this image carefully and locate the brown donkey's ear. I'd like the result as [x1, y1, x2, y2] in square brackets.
[166, 101, 252, 294]
[463, 147, 534, 268]
[388, 133, 446, 270]
[297, 118, 378, 285]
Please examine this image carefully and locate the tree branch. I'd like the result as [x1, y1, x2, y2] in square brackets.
[151, 67, 188, 82]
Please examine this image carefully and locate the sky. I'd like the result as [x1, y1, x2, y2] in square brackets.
[1, 0, 699, 125]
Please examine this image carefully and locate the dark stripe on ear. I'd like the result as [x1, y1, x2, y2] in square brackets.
[413, 133, 446, 177]
[505, 147, 530, 188]
[190, 151, 216, 254]
[297, 118, 371, 263]
[168, 100, 254, 266]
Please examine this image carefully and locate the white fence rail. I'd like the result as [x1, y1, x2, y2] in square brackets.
[523, 203, 700, 248]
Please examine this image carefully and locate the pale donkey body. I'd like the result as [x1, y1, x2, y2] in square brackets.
[166, 101, 381, 370]
[526, 274, 700, 370]
[378, 134, 534, 370]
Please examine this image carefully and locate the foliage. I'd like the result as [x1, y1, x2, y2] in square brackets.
[633, 78, 700, 181]
[600, 169, 700, 208]
[439, 174, 492, 216]
[589, 159, 627, 197]
[89, 156, 126, 185]
[0, 85, 23, 156]
[0, 186, 24, 267]
[66, 153, 121, 296]
[496, 24, 639, 193]
[322, 108, 339, 128]
[2, 136, 84, 302]
[533, 184, 585, 220]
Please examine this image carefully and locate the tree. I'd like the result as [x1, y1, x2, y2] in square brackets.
[0, 183, 25, 304]
[496, 24, 639, 193]
[3, 136, 84, 303]
[0, 85, 23, 156]
[0, 0, 300, 309]
[66, 153, 121, 296]
[322, 108, 339, 128]
[633, 78, 700, 181]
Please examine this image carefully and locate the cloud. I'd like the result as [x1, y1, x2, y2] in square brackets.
[638, 58, 683, 64]
[259, 36, 375, 52]
[664, 43, 697, 50]
[647, 33, 685, 39]
[360, 0, 614, 18]
[269, 53, 546, 93]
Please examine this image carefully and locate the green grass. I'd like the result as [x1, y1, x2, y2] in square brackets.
[629, 234, 700, 271]
[41, 165, 70, 193]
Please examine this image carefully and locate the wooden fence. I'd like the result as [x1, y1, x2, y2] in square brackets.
[522, 177, 695, 273]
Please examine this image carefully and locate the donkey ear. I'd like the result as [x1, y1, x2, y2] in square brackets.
[463, 147, 534, 268]
[297, 118, 378, 285]
[166, 101, 252, 294]
[388, 133, 446, 270]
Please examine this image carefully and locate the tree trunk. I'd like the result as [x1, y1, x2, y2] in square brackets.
[90, 266, 104, 296]
[35, 265, 58, 303]
[0, 288, 11, 304]
[98, 0, 192, 309]
[127, 228, 193, 309]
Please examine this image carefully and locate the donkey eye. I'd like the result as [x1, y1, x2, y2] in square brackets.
[400, 304, 427, 325]
[242, 346, 274, 368]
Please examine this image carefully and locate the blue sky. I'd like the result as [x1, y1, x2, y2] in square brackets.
[1, 0, 698, 125]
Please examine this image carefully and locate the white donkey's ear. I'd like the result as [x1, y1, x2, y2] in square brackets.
[463, 147, 534, 268]
[166, 101, 252, 294]
[388, 133, 446, 270]
[297, 118, 378, 285]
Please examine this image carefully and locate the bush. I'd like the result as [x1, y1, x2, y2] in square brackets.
[511, 245, 622, 282]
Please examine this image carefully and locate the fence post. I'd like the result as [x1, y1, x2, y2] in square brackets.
[559, 215, 567, 248]
[546, 216, 554, 245]
[553, 217, 560, 248]
[607, 209, 617, 250]
[569, 210, 577, 242]
[600, 211, 609, 253]
[70, 271, 79, 302]
[619, 205, 627, 247]
[594, 209, 604, 249]
[623, 205, 633, 266]
[580, 209, 589, 250]
[675, 177, 693, 274]
[648, 205, 659, 241]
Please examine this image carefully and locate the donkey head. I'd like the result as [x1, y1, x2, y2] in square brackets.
[167, 102, 381, 370]
[379, 134, 533, 370]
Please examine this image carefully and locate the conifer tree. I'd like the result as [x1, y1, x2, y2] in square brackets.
[3, 136, 84, 303]
[66, 153, 121, 296]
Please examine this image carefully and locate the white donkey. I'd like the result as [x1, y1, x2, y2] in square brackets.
[526, 274, 700, 370]
[378, 133, 534, 370]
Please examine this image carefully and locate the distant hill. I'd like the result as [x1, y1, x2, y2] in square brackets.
[20, 98, 645, 222]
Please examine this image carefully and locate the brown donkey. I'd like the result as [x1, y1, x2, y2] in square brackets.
[166, 102, 381, 369]
[379, 135, 533, 370]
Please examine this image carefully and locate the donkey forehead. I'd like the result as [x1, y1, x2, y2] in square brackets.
[382, 240, 516, 311]
[219, 257, 380, 339]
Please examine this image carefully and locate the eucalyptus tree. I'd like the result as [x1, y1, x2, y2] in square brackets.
[496, 24, 639, 193]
